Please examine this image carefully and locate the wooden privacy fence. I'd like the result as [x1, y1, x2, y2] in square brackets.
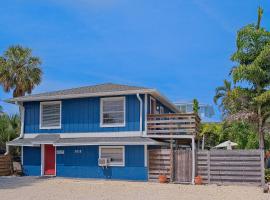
[148, 149, 172, 181]
[197, 150, 264, 185]
[0, 155, 13, 176]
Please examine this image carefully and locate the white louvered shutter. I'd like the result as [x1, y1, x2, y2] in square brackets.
[40, 102, 61, 128]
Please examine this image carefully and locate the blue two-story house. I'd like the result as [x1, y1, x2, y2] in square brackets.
[7, 83, 184, 181]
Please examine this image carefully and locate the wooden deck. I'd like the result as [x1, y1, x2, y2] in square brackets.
[147, 113, 200, 138]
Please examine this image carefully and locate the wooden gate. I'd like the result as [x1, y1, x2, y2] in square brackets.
[148, 149, 172, 181]
[174, 149, 192, 183]
[148, 149, 193, 183]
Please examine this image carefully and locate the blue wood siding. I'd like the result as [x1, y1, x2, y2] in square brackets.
[56, 145, 147, 180]
[22, 145, 147, 180]
[23, 146, 41, 176]
[24, 94, 145, 134]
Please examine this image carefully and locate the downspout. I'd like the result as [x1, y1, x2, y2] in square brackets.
[144, 94, 148, 136]
[19, 103, 25, 139]
[136, 94, 143, 135]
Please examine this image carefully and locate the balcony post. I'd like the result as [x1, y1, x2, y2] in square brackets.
[191, 136, 195, 184]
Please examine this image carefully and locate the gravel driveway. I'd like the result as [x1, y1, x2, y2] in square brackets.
[0, 176, 268, 200]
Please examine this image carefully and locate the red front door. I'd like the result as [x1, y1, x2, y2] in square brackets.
[44, 144, 56, 175]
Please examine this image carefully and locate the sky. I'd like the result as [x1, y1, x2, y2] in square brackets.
[0, 0, 269, 121]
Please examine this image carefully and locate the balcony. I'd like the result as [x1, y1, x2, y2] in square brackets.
[147, 113, 200, 138]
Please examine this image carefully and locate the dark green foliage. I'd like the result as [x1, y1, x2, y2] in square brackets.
[214, 7, 270, 150]
[265, 169, 270, 182]
[193, 99, 199, 114]
[0, 114, 20, 151]
[200, 121, 270, 150]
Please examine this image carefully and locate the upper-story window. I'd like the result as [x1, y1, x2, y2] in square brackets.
[100, 97, 125, 127]
[40, 101, 61, 129]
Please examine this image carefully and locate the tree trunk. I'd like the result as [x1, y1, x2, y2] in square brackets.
[258, 104, 265, 150]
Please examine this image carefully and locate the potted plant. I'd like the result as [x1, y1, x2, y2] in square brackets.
[158, 174, 167, 183]
[194, 175, 203, 185]
[158, 168, 169, 183]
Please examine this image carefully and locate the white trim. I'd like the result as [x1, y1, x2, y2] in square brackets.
[136, 94, 143, 134]
[145, 135, 195, 139]
[54, 141, 164, 146]
[8, 89, 154, 103]
[55, 146, 57, 176]
[144, 94, 148, 136]
[41, 144, 44, 176]
[23, 131, 142, 138]
[19, 104, 25, 138]
[7, 143, 40, 147]
[100, 97, 126, 128]
[39, 101, 62, 129]
[99, 146, 125, 167]
[144, 145, 147, 167]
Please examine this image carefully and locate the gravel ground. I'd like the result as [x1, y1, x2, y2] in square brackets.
[0, 176, 269, 200]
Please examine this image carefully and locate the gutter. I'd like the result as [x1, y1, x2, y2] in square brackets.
[18, 102, 25, 139]
[6, 89, 155, 103]
[136, 94, 143, 135]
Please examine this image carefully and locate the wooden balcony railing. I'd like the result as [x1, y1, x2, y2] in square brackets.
[147, 113, 200, 138]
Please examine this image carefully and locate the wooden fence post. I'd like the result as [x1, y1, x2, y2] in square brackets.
[207, 151, 210, 184]
[261, 150, 265, 186]
[170, 139, 174, 182]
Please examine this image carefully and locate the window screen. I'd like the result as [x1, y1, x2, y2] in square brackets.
[101, 97, 125, 127]
[99, 146, 124, 166]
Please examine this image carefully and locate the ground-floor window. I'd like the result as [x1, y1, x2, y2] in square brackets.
[99, 146, 125, 166]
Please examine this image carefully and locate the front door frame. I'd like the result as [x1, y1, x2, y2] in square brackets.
[41, 144, 56, 176]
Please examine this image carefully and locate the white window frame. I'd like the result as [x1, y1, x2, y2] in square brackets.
[99, 146, 125, 167]
[40, 101, 62, 129]
[100, 97, 126, 128]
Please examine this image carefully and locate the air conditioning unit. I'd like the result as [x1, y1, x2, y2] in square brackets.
[98, 158, 109, 167]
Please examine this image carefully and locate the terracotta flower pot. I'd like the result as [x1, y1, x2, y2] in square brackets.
[265, 151, 270, 159]
[158, 175, 167, 183]
[194, 176, 203, 185]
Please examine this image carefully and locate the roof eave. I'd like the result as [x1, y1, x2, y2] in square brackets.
[6, 89, 155, 103]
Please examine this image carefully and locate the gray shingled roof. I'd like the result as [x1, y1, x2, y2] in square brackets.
[7, 83, 152, 102]
[6, 83, 179, 113]
[7, 135, 163, 146]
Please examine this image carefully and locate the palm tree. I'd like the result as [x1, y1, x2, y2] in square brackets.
[0, 45, 42, 97]
[214, 79, 232, 109]
[256, 6, 263, 30]
[0, 114, 20, 150]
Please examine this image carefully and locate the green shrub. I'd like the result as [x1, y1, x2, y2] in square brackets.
[265, 169, 270, 182]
